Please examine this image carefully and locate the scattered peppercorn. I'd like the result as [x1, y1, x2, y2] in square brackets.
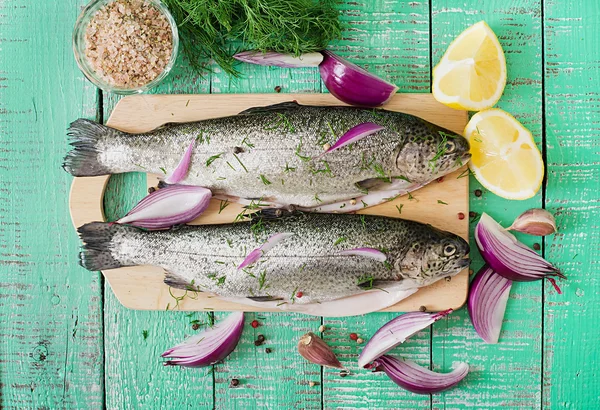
[474, 189, 482, 197]
[445, 276, 452, 282]
[296, 291, 303, 298]
[356, 338, 364, 344]
[419, 305, 426, 312]
[230, 378, 239, 387]
[340, 370, 349, 377]
[265, 348, 272, 354]
[192, 323, 200, 330]
[274, 85, 282, 93]
[318, 325, 326, 332]
[533, 243, 541, 250]
[469, 268, 474, 275]
[233, 146, 244, 154]
[323, 143, 331, 152]
[437, 176, 444, 183]
[469, 211, 477, 218]
[251, 320, 259, 328]
[458, 212, 465, 220]
[349, 333, 358, 341]
[257, 334, 265, 342]
[254, 340, 263, 346]
[309, 381, 317, 387]
[350, 199, 357, 205]
[148, 186, 156, 194]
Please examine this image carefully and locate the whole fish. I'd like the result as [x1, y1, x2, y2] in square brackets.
[64, 102, 470, 212]
[78, 211, 469, 316]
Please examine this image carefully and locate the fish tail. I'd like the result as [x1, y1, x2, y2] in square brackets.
[63, 119, 124, 176]
[77, 222, 136, 271]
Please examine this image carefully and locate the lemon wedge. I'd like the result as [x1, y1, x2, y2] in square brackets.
[433, 21, 506, 111]
[465, 108, 543, 200]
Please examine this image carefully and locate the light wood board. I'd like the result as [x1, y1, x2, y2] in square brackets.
[69, 93, 469, 313]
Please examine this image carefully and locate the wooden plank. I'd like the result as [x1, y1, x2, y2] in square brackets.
[101, 61, 215, 408]
[430, 1, 544, 408]
[210, 56, 324, 410]
[0, 1, 103, 408]
[322, 1, 434, 408]
[69, 93, 469, 313]
[543, 2, 600, 407]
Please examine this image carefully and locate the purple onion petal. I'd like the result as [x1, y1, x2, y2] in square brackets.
[162, 311, 244, 368]
[319, 123, 384, 157]
[339, 247, 387, 263]
[319, 50, 399, 107]
[238, 232, 294, 269]
[369, 355, 468, 395]
[467, 265, 512, 344]
[116, 185, 211, 230]
[358, 310, 452, 368]
[475, 213, 565, 282]
[234, 51, 323, 68]
[164, 139, 195, 184]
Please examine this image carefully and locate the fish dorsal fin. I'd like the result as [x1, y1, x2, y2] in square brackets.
[238, 101, 302, 115]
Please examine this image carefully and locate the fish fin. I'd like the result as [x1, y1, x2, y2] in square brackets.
[238, 101, 302, 115]
[164, 271, 200, 291]
[247, 296, 285, 302]
[63, 119, 125, 176]
[253, 208, 305, 220]
[355, 177, 412, 191]
[78, 222, 137, 271]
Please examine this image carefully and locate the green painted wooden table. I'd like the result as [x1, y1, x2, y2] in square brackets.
[1, 0, 599, 408]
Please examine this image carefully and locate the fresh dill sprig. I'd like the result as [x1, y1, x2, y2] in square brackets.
[219, 199, 230, 214]
[396, 204, 403, 214]
[241, 137, 254, 149]
[206, 153, 224, 167]
[259, 174, 272, 185]
[334, 237, 347, 246]
[295, 138, 311, 162]
[284, 163, 296, 173]
[438, 200, 448, 205]
[196, 132, 210, 144]
[232, 153, 248, 172]
[159, 167, 167, 175]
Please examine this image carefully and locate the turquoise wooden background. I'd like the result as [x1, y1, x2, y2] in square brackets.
[1, 0, 598, 408]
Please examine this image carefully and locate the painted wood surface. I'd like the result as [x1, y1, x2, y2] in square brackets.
[2, 0, 599, 409]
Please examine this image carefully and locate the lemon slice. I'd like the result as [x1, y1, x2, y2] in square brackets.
[433, 21, 506, 111]
[465, 109, 543, 200]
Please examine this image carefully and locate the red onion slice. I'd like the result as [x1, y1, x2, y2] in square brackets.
[358, 310, 452, 368]
[116, 185, 211, 230]
[238, 232, 294, 269]
[319, 50, 399, 107]
[234, 51, 324, 68]
[162, 311, 244, 367]
[367, 355, 468, 395]
[475, 213, 565, 284]
[467, 265, 512, 344]
[319, 123, 384, 157]
[339, 247, 387, 262]
[164, 139, 195, 184]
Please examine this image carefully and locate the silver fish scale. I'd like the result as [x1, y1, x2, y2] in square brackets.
[107, 213, 469, 304]
[95, 104, 467, 207]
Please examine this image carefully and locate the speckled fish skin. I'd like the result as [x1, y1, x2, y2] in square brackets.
[64, 103, 471, 208]
[78, 212, 469, 305]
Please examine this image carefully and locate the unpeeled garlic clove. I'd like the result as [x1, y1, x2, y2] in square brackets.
[508, 208, 557, 236]
[298, 332, 343, 369]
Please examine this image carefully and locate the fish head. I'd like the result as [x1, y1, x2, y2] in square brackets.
[394, 121, 471, 182]
[394, 228, 470, 286]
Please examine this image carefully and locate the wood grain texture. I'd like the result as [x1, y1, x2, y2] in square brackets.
[102, 58, 215, 409]
[430, 1, 544, 408]
[543, 1, 600, 407]
[69, 93, 468, 313]
[323, 1, 434, 408]
[0, 1, 103, 408]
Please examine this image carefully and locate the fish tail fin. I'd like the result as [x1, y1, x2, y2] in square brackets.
[63, 119, 124, 176]
[78, 222, 136, 271]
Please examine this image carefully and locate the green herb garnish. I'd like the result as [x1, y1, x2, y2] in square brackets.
[206, 153, 224, 166]
[284, 163, 296, 173]
[438, 200, 448, 205]
[241, 137, 254, 148]
[219, 199, 230, 214]
[396, 204, 403, 214]
[361, 200, 368, 208]
[142, 330, 149, 340]
[372, 162, 391, 183]
[232, 153, 248, 172]
[196, 132, 210, 144]
[259, 174, 272, 185]
[334, 237, 347, 246]
[159, 167, 167, 175]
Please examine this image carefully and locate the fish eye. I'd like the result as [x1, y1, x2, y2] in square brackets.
[444, 140, 456, 153]
[443, 244, 456, 256]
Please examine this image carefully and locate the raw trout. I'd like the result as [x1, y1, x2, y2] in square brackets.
[78, 211, 469, 316]
[64, 102, 470, 212]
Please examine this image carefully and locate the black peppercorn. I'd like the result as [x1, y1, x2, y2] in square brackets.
[230, 378, 239, 387]
[474, 189, 482, 197]
[265, 348, 272, 354]
[257, 334, 265, 342]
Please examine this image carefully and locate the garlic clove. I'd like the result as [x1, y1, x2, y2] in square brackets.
[507, 208, 557, 236]
[298, 332, 344, 369]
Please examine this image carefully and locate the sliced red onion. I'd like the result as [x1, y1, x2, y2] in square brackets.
[367, 355, 469, 395]
[319, 50, 399, 107]
[116, 185, 211, 229]
[319, 123, 384, 157]
[339, 247, 387, 262]
[234, 51, 324, 68]
[164, 139, 195, 184]
[358, 310, 452, 368]
[467, 265, 512, 344]
[238, 232, 294, 269]
[162, 311, 244, 367]
[475, 213, 565, 285]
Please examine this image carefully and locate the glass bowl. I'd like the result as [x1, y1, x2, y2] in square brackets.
[73, 0, 179, 95]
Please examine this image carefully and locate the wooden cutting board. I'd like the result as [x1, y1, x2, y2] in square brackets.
[69, 93, 469, 313]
